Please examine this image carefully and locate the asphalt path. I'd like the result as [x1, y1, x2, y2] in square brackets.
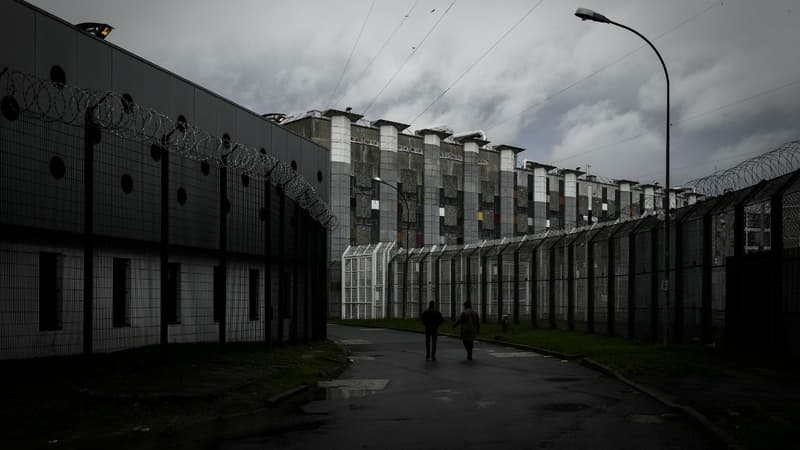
[221, 324, 718, 450]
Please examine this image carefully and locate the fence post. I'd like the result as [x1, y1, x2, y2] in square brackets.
[650, 225, 659, 343]
[513, 245, 520, 325]
[607, 233, 616, 337]
[481, 253, 488, 323]
[701, 211, 712, 344]
[497, 249, 504, 323]
[451, 253, 457, 320]
[83, 110, 98, 356]
[531, 241, 538, 328]
[219, 156, 228, 351]
[567, 239, 575, 331]
[587, 236, 595, 334]
[548, 240, 557, 329]
[674, 210, 685, 344]
[291, 202, 300, 343]
[264, 176, 272, 350]
[277, 186, 285, 345]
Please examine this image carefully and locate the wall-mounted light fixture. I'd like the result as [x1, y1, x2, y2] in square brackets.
[76, 22, 114, 39]
[261, 113, 287, 124]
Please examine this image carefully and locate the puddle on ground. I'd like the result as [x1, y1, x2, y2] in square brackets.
[541, 402, 590, 412]
[358, 328, 387, 331]
[317, 379, 390, 400]
[476, 401, 497, 409]
[626, 414, 665, 424]
[545, 377, 583, 383]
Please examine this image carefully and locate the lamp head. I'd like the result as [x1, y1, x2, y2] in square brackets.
[575, 8, 610, 23]
[76, 22, 114, 39]
[372, 176, 382, 182]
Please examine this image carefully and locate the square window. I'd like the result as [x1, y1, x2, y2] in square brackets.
[39, 252, 63, 331]
[113, 258, 131, 327]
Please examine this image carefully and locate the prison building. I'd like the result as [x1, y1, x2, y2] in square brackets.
[340, 168, 800, 354]
[285, 110, 694, 317]
[0, 0, 332, 359]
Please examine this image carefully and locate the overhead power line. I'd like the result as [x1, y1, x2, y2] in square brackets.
[362, 0, 458, 116]
[327, 0, 377, 108]
[548, 73, 800, 165]
[484, 0, 721, 134]
[408, 0, 545, 126]
[335, 0, 422, 106]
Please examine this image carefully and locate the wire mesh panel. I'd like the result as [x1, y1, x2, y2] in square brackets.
[632, 216, 659, 340]
[612, 221, 638, 338]
[591, 225, 614, 335]
[552, 237, 569, 328]
[784, 177, 800, 249]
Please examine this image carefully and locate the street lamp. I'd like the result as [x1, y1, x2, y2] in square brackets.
[373, 176, 411, 319]
[575, 7, 671, 345]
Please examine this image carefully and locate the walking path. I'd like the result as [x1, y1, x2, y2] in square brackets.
[221, 325, 718, 450]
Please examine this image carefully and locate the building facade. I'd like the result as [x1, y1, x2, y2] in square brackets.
[284, 110, 697, 318]
[0, 0, 332, 359]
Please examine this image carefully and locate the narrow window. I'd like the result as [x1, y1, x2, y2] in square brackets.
[249, 269, 260, 320]
[112, 258, 130, 327]
[280, 272, 291, 318]
[166, 263, 180, 324]
[214, 266, 223, 322]
[39, 252, 62, 331]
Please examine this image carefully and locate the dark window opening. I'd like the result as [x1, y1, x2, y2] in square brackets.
[113, 258, 130, 327]
[201, 160, 210, 175]
[1, 95, 20, 121]
[49, 156, 66, 180]
[121, 174, 133, 194]
[150, 144, 162, 162]
[39, 252, 62, 331]
[249, 269, 260, 321]
[317, 170, 323, 183]
[50, 65, 66, 88]
[291, 160, 298, 171]
[241, 173, 250, 187]
[166, 263, 180, 324]
[177, 187, 187, 205]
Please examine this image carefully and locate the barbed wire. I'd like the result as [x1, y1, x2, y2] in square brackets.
[684, 140, 800, 197]
[0, 66, 337, 229]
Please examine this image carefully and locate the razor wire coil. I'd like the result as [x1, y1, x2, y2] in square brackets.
[0, 66, 337, 229]
[685, 140, 800, 197]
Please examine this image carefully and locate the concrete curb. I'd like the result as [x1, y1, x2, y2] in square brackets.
[580, 358, 744, 450]
[267, 384, 310, 404]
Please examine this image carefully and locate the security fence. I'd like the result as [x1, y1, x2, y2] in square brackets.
[347, 168, 800, 352]
[1, 59, 332, 359]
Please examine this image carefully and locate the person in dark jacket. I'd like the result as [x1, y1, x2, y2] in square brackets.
[453, 301, 480, 360]
[421, 301, 444, 360]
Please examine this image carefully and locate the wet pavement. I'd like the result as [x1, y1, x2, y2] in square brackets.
[220, 324, 718, 450]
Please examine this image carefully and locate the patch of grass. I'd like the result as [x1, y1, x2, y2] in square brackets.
[0, 341, 346, 449]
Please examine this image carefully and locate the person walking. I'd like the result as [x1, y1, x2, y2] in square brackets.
[421, 301, 444, 360]
[453, 301, 480, 360]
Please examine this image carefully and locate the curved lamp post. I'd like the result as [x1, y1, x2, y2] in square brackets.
[575, 8, 671, 345]
[373, 176, 411, 319]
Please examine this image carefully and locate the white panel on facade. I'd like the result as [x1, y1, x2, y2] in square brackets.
[439, 207, 445, 217]
[424, 134, 440, 146]
[331, 115, 351, 163]
[534, 168, 547, 203]
[500, 149, 515, 172]
[565, 173, 577, 197]
[379, 125, 398, 152]
[371, 200, 380, 210]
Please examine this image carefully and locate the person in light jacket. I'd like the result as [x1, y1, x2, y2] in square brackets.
[453, 301, 480, 360]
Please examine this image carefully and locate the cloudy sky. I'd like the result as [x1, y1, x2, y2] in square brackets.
[28, 0, 800, 185]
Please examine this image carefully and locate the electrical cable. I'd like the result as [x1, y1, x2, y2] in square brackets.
[362, 0, 458, 116]
[327, 0, 377, 107]
[408, 0, 545, 126]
